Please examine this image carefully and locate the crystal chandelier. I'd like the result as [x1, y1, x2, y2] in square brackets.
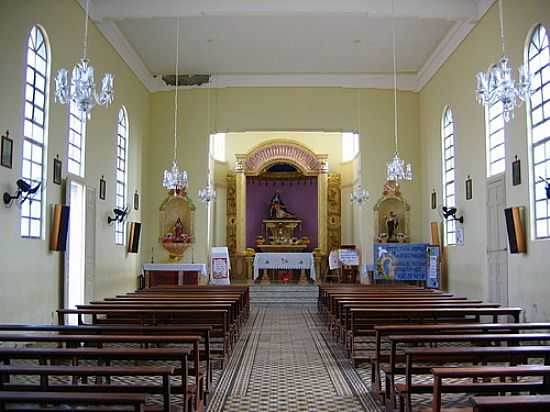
[54, 0, 114, 119]
[475, 0, 533, 122]
[162, 18, 188, 191]
[198, 40, 217, 203]
[349, 184, 369, 204]
[387, 1, 413, 182]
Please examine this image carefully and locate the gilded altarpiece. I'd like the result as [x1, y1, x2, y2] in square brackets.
[225, 140, 341, 282]
[327, 174, 342, 253]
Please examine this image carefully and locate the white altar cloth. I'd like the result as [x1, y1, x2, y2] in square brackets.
[253, 253, 316, 280]
[141, 263, 208, 278]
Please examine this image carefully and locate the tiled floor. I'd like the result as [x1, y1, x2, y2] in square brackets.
[207, 305, 380, 412]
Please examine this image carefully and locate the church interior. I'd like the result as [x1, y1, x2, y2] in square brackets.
[1, 0, 550, 410]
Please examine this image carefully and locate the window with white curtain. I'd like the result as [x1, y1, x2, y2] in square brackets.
[115, 107, 128, 245]
[21, 25, 50, 238]
[67, 101, 86, 177]
[527, 24, 550, 239]
[486, 100, 506, 177]
[442, 107, 456, 245]
[342, 132, 359, 162]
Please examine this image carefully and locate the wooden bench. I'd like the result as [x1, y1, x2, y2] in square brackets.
[0, 333, 204, 408]
[429, 366, 550, 412]
[368, 323, 550, 398]
[471, 394, 550, 411]
[0, 347, 192, 412]
[397, 345, 550, 412]
[0, 391, 147, 411]
[0, 324, 214, 388]
[0, 365, 174, 411]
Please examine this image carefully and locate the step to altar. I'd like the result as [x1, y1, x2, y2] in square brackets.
[249, 284, 318, 304]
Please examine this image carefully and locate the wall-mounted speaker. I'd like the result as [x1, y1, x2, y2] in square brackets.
[50, 204, 70, 252]
[504, 207, 527, 254]
[128, 222, 141, 254]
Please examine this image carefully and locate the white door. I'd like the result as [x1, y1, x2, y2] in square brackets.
[84, 187, 96, 304]
[64, 178, 87, 324]
[486, 176, 509, 305]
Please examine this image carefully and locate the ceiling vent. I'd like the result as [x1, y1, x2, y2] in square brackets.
[161, 74, 210, 87]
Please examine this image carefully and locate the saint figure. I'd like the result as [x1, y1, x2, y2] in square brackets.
[173, 218, 185, 241]
[385, 211, 399, 242]
[269, 191, 296, 219]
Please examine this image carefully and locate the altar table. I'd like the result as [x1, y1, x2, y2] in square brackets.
[141, 263, 208, 288]
[253, 252, 316, 281]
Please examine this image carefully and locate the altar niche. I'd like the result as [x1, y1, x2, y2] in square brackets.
[246, 165, 317, 252]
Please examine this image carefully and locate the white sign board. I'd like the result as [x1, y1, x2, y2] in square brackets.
[210, 247, 230, 285]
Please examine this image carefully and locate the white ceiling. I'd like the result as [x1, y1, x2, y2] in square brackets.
[86, 0, 494, 91]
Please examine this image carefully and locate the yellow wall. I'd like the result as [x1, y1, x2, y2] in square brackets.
[419, 0, 550, 320]
[145, 88, 421, 265]
[0, 0, 150, 323]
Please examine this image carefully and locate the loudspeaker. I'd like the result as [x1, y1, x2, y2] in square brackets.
[50, 204, 70, 252]
[504, 207, 526, 254]
[128, 222, 141, 254]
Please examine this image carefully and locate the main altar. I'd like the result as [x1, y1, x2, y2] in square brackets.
[225, 140, 341, 283]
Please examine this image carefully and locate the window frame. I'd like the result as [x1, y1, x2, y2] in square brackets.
[66, 101, 86, 178]
[526, 23, 550, 240]
[114, 107, 128, 246]
[20, 25, 50, 239]
[342, 132, 360, 162]
[441, 106, 457, 246]
[485, 99, 506, 177]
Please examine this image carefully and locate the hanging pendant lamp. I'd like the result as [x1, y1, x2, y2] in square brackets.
[162, 18, 188, 191]
[386, 0, 413, 182]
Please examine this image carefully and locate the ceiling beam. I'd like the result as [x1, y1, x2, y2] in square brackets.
[90, 0, 479, 21]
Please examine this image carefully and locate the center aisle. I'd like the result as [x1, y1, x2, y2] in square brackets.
[208, 287, 380, 412]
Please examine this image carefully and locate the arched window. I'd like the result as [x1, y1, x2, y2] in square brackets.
[21, 25, 50, 238]
[527, 24, 550, 239]
[486, 100, 505, 177]
[442, 107, 456, 245]
[115, 107, 128, 245]
[67, 102, 86, 177]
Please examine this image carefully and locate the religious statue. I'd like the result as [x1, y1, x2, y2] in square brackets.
[269, 191, 296, 219]
[385, 211, 399, 242]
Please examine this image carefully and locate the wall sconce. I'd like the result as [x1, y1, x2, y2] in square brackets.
[441, 206, 464, 224]
[107, 206, 128, 224]
[3, 179, 41, 206]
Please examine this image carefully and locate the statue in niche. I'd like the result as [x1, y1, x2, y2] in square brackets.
[385, 211, 399, 242]
[269, 191, 296, 219]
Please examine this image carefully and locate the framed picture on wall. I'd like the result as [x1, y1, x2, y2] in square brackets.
[99, 176, 106, 200]
[512, 156, 521, 186]
[1, 130, 13, 169]
[465, 176, 473, 200]
[431, 190, 437, 210]
[53, 156, 62, 185]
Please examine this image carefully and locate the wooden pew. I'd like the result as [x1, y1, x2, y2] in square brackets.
[386, 333, 550, 410]
[398, 345, 550, 412]
[0, 391, 147, 411]
[0, 347, 192, 412]
[471, 394, 550, 412]
[57, 308, 232, 358]
[349, 307, 523, 351]
[0, 365, 174, 412]
[430, 366, 550, 412]
[0, 324, 214, 388]
[0, 333, 203, 409]
[369, 323, 550, 398]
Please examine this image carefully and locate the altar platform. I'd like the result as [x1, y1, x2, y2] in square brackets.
[253, 252, 316, 284]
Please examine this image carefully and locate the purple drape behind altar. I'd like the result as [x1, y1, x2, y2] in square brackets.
[246, 176, 318, 250]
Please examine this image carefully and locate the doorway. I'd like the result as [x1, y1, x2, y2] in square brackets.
[64, 178, 88, 324]
[486, 175, 509, 305]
